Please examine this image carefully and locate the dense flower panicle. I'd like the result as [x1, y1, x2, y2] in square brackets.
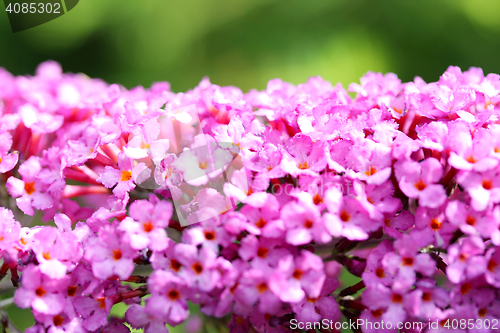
[1, 61, 500, 332]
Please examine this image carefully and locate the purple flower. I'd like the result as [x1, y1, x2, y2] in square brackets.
[268, 251, 325, 303]
[446, 236, 486, 284]
[291, 278, 341, 325]
[396, 157, 447, 208]
[281, 191, 330, 245]
[362, 283, 408, 327]
[147, 270, 190, 325]
[0, 207, 21, 262]
[456, 169, 500, 211]
[174, 244, 220, 292]
[97, 152, 150, 196]
[323, 187, 373, 241]
[14, 265, 67, 315]
[84, 225, 136, 280]
[382, 237, 436, 292]
[0, 132, 19, 173]
[31, 223, 82, 279]
[6, 156, 54, 215]
[118, 195, 172, 251]
[485, 248, 500, 288]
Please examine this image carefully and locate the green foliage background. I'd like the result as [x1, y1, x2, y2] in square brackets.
[1, 0, 500, 331]
[1, 0, 500, 92]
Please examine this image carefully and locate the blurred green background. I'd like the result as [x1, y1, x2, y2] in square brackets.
[1, 0, 500, 331]
[1, 0, 500, 93]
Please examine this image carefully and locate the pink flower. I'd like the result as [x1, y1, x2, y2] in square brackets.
[123, 118, 169, 163]
[405, 279, 449, 320]
[97, 152, 150, 196]
[323, 187, 374, 241]
[31, 222, 82, 279]
[446, 236, 486, 284]
[448, 127, 498, 172]
[147, 270, 190, 325]
[345, 138, 393, 185]
[268, 251, 326, 303]
[456, 169, 500, 211]
[362, 240, 395, 288]
[172, 139, 233, 187]
[84, 225, 136, 280]
[0, 132, 19, 173]
[413, 206, 456, 248]
[174, 244, 220, 292]
[119, 195, 172, 251]
[0, 207, 21, 262]
[382, 237, 436, 292]
[126, 302, 170, 333]
[237, 195, 285, 238]
[6, 156, 55, 215]
[73, 296, 112, 331]
[396, 157, 447, 208]
[484, 248, 500, 288]
[362, 283, 408, 327]
[445, 200, 496, 237]
[14, 264, 67, 315]
[281, 191, 330, 245]
[238, 235, 290, 268]
[280, 134, 326, 177]
[291, 278, 341, 325]
[234, 265, 282, 315]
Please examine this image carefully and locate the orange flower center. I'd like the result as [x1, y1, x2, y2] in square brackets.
[376, 267, 386, 278]
[204, 231, 215, 240]
[67, 286, 78, 297]
[466, 156, 477, 163]
[199, 161, 208, 170]
[192, 262, 203, 274]
[483, 180, 493, 190]
[121, 171, 132, 182]
[293, 269, 304, 280]
[112, 249, 122, 260]
[257, 247, 269, 258]
[24, 182, 36, 195]
[430, 219, 442, 231]
[304, 219, 314, 229]
[414, 179, 427, 191]
[466, 216, 476, 226]
[391, 294, 403, 303]
[170, 259, 182, 272]
[298, 161, 310, 170]
[142, 221, 154, 233]
[257, 282, 268, 293]
[97, 297, 106, 308]
[53, 315, 65, 326]
[168, 289, 180, 300]
[365, 166, 377, 176]
[488, 259, 498, 272]
[340, 211, 351, 222]
[460, 283, 472, 294]
[402, 257, 414, 266]
[312, 193, 323, 205]
[255, 218, 267, 228]
[35, 287, 46, 297]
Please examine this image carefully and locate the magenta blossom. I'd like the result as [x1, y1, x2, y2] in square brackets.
[396, 157, 447, 208]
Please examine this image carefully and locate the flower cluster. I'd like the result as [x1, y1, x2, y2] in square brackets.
[1, 61, 500, 332]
